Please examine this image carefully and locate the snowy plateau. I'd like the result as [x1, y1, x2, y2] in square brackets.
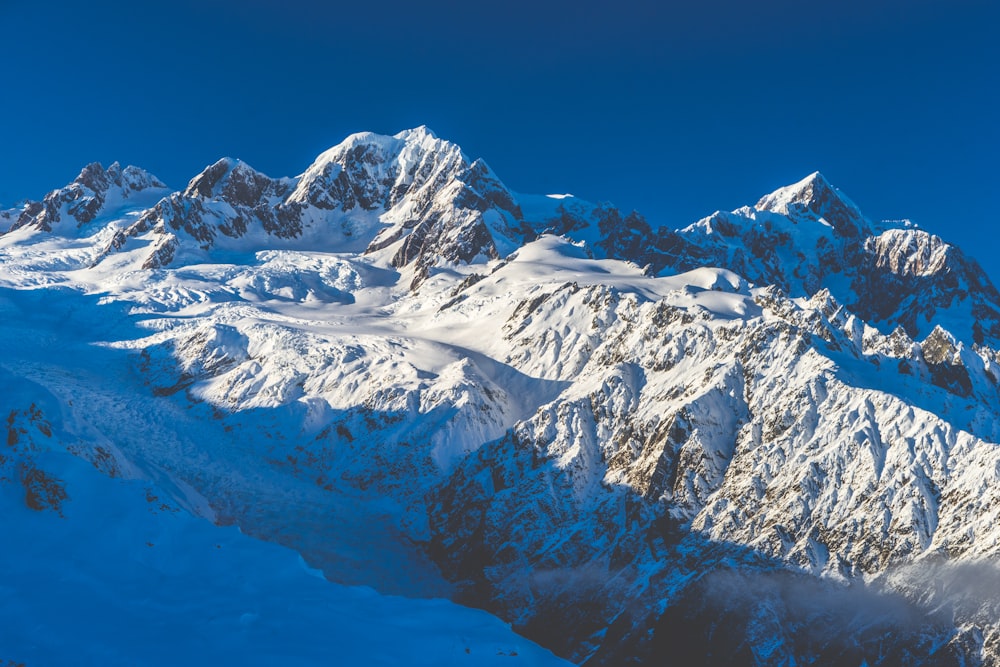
[2, 127, 1000, 666]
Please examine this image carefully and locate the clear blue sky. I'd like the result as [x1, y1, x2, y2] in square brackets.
[2, 0, 997, 278]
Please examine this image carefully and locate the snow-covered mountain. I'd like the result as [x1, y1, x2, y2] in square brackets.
[88, 127, 533, 287]
[3, 127, 1000, 665]
[1, 161, 168, 234]
[602, 170, 1000, 350]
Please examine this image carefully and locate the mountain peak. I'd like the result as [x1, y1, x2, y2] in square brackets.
[74, 161, 108, 184]
[394, 125, 438, 141]
[310, 127, 455, 170]
[320, 129, 415, 159]
[182, 157, 274, 203]
[755, 171, 867, 236]
[72, 161, 165, 193]
[290, 127, 468, 212]
[756, 171, 834, 212]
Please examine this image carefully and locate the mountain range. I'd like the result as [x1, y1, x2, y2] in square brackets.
[3, 127, 1000, 665]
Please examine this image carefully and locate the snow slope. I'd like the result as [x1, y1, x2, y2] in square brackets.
[3, 128, 1000, 666]
[0, 301, 568, 666]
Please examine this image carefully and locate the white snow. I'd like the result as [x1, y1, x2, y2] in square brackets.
[4, 134, 1000, 664]
[0, 377, 570, 666]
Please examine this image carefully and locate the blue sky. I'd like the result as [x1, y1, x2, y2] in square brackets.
[2, 0, 997, 278]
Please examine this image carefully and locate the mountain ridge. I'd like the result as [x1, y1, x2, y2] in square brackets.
[9, 126, 997, 351]
[3, 127, 1000, 665]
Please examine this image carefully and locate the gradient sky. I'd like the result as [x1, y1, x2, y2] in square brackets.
[2, 0, 997, 278]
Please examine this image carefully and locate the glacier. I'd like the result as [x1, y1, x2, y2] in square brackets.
[2, 127, 1000, 665]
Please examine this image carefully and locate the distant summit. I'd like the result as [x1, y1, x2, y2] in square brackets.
[3, 161, 167, 233]
[755, 170, 867, 236]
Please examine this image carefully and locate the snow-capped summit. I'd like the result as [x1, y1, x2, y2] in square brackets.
[90, 128, 534, 287]
[182, 157, 289, 205]
[395, 124, 438, 140]
[658, 172, 1000, 348]
[287, 125, 468, 214]
[755, 170, 867, 236]
[2, 161, 167, 234]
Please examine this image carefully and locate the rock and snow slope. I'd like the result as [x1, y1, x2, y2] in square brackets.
[0, 282, 569, 666]
[0, 371, 570, 667]
[3, 128, 1000, 665]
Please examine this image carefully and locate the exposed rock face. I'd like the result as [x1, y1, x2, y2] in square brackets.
[4, 129, 1000, 666]
[15, 135, 996, 351]
[425, 276, 1000, 665]
[7, 162, 166, 233]
[122, 158, 296, 249]
[97, 127, 532, 279]
[3, 403, 67, 515]
[857, 229, 1000, 346]
[578, 172, 1000, 351]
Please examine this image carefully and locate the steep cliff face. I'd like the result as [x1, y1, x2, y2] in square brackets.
[3, 129, 1000, 665]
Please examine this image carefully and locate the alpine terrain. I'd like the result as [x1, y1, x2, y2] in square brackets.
[3, 127, 1000, 665]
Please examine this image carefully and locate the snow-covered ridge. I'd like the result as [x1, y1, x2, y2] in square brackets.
[1, 161, 168, 235]
[3, 128, 1000, 665]
[9, 129, 996, 349]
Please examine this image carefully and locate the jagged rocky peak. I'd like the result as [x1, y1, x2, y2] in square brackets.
[755, 170, 868, 236]
[655, 170, 1000, 350]
[73, 160, 166, 196]
[7, 161, 167, 233]
[182, 157, 287, 206]
[396, 123, 437, 140]
[288, 125, 469, 213]
[93, 127, 529, 280]
[120, 163, 165, 192]
[921, 325, 962, 365]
